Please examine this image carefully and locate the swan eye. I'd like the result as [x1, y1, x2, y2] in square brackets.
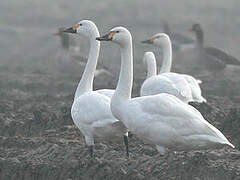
[116, 30, 120, 33]
[79, 24, 83, 26]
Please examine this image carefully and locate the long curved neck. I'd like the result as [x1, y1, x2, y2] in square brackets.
[114, 42, 133, 100]
[146, 58, 157, 78]
[159, 40, 172, 74]
[74, 38, 100, 99]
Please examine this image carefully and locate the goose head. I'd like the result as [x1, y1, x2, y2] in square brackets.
[190, 24, 202, 34]
[190, 24, 203, 45]
[63, 20, 99, 39]
[141, 33, 170, 47]
[96, 26, 132, 47]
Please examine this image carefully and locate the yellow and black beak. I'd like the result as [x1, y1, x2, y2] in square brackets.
[63, 24, 79, 34]
[96, 31, 115, 41]
[141, 38, 154, 44]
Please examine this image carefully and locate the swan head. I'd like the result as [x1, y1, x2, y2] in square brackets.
[63, 20, 99, 38]
[143, 52, 156, 66]
[141, 33, 170, 47]
[96, 26, 132, 46]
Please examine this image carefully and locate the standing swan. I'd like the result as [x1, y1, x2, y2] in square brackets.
[63, 20, 129, 157]
[97, 27, 234, 155]
[141, 33, 206, 103]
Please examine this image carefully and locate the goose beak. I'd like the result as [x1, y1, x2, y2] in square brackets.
[63, 27, 76, 34]
[96, 31, 115, 41]
[141, 39, 153, 44]
[53, 31, 60, 36]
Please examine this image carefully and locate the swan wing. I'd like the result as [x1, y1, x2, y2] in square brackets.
[141, 75, 180, 97]
[71, 92, 117, 128]
[161, 73, 193, 101]
[141, 75, 192, 103]
[181, 74, 206, 102]
[126, 94, 231, 148]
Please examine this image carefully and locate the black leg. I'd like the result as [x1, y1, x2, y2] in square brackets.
[124, 135, 129, 158]
[128, 131, 133, 138]
[89, 145, 94, 158]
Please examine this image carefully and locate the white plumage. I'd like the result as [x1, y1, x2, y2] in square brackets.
[141, 33, 206, 103]
[97, 27, 234, 155]
[63, 20, 128, 157]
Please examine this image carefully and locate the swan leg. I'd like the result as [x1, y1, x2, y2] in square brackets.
[124, 134, 129, 157]
[85, 136, 94, 158]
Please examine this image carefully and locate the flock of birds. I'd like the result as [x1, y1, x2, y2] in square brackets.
[56, 20, 239, 158]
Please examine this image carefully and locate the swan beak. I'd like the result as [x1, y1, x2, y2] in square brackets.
[141, 39, 153, 44]
[63, 27, 76, 34]
[96, 32, 115, 41]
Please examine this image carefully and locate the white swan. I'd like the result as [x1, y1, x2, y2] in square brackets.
[141, 33, 206, 103]
[63, 20, 129, 157]
[96, 27, 234, 155]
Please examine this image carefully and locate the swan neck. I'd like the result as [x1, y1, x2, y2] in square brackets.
[114, 42, 133, 100]
[74, 38, 100, 99]
[159, 40, 172, 74]
[146, 58, 157, 78]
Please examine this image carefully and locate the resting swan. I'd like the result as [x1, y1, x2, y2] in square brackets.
[97, 27, 234, 155]
[141, 33, 206, 103]
[63, 20, 129, 157]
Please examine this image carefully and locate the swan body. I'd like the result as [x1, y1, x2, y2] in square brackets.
[63, 20, 128, 157]
[97, 27, 234, 154]
[71, 91, 124, 140]
[141, 33, 206, 103]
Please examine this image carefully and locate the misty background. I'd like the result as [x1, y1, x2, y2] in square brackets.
[1, 0, 240, 86]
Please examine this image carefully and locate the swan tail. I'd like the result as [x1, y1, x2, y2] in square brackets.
[193, 96, 207, 103]
[224, 141, 235, 148]
[196, 79, 202, 84]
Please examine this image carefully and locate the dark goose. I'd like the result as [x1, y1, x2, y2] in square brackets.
[190, 24, 240, 72]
